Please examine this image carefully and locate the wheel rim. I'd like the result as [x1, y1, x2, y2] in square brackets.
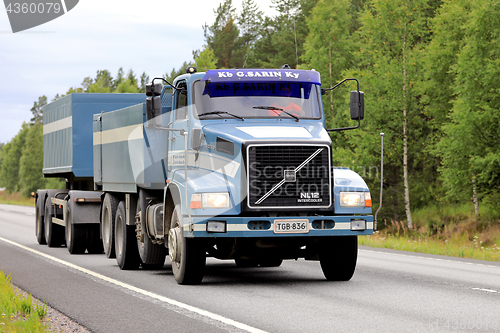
[36, 206, 40, 234]
[168, 226, 181, 264]
[45, 203, 50, 241]
[102, 206, 110, 247]
[116, 215, 123, 257]
[66, 209, 71, 248]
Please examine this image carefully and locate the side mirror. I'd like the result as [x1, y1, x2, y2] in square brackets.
[146, 96, 161, 124]
[146, 83, 162, 97]
[350, 91, 364, 120]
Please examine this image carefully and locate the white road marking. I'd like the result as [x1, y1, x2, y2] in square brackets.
[472, 288, 498, 293]
[0, 236, 268, 333]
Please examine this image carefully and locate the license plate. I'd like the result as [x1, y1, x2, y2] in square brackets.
[273, 219, 309, 234]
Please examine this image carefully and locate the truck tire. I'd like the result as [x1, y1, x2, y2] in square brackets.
[102, 193, 118, 258]
[86, 225, 104, 254]
[44, 198, 64, 247]
[319, 236, 358, 281]
[115, 201, 140, 270]
[169, 204, 206, 285]
[136, 190, 166, 267]
[35, 197, 46, 245]
[65, 207, 86, 254]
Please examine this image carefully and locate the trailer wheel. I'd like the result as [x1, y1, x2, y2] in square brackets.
[65, 207, 86, 254]
[136, 190, 166, 266]
[169, 204, 206, 285]
[115, 201, 140, 270]
[44, 198, 64, 247]
[35, 198, 46, 245]
[102, 193, 118, 258]
[86, 225, 104, 254]
[319, 236, 358, 281]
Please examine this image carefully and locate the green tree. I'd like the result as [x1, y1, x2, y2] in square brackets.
[203, 0, 240, 68]
[87, 70, 114, 93]
[113, 67, 125, 90]
[0, 143, 4, 171]
[30, 96, 47, 124]
[338, 0, 431, 225]
[248, 0, 318, 69]
[0, 124, 29, 193]
[139, 72, 150, 93]
[164, 61, 193, 83]
[422, 0, 471, 136]
[437, 0, 500, 215]
[19, 124, 45, 197]
[233, 0, 264, 67]
[194, 46, 218, 70]
[303, 0, 354, 127]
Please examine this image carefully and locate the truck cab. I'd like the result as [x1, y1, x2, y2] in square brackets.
[150, 68, 373, 284]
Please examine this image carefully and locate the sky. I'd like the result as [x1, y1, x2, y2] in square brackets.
[0, 0, 277, 144]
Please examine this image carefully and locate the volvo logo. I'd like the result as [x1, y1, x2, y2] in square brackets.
[284, 170, 296, 182]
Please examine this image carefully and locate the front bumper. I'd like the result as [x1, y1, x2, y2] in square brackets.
[182, 215, 373, 238]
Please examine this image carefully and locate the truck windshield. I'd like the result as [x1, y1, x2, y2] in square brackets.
[193, 80, 322, 120]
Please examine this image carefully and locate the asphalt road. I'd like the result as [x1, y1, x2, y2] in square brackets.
[0, 203, 499, 333]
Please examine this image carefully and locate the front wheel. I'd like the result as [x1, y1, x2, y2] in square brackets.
[169, 204, 206, 285]
[319, 236, 358, 281]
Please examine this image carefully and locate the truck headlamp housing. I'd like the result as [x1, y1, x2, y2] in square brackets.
[340, 192, 371, 208]
[190, 193, 230, 209]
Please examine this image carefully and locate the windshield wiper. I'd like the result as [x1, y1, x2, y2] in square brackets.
[253, 106, 299, 122]
[198, 111, 244, 121]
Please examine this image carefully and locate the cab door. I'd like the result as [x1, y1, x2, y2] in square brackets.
[169, 80, 189, 172]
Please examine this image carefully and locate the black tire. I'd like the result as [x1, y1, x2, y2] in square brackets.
[44, 198, 64, 247]
[136, 190, 167, 266]
[319, 236, 358, 281]
[115, 201, 140, 270]
[169, 204, 206, 285]
[35, 198, 46, 245]
[66, 207, 86, 254]
[259, 258, 283, 267]
[86, 224, 104, 254]
[102, 193, 119, 258]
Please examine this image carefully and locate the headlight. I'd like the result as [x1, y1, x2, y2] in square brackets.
[190, 193, 230, 209]
[340, 192, 371, 207]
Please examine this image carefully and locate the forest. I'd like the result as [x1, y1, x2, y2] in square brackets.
[1, 0, 499, 228]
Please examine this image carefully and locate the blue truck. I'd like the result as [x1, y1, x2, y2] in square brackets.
[35, 66, 373, 284]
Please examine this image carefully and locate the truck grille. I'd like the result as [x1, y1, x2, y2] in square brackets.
[247, 144, 331, 209]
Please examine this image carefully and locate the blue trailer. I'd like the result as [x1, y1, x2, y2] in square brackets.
[36, 67, 373, 284]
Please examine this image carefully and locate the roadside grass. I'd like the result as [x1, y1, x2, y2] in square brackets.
[363, 204, 500, 262]
[0, 190, 35, 207]
[0, 271, 50, 332]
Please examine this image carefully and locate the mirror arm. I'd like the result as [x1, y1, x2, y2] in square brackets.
[326, 118, 361, 132]
[148, 77, 183, 128]
[322, 78, 359, 94]
[151, 77, 181, 91]
[324, 78, 362, 132]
